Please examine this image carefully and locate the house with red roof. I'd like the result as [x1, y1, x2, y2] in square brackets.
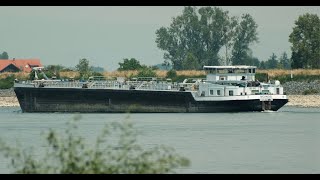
[0, 59, 42, 73]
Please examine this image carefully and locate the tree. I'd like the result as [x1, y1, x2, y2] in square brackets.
[291, 51, 304, 69]
[279, 52, 291, 69]
[76, 58, 91, 80]
[0, 115, 190, 174]
[161, 60, 171, 70]
[220, 16, 238, 66]
[259, 61, 266, 69]
[247, 56, 261, 67]
[0, 51, 9, 59]
[182, 53, 200, 70]
[289, 13, 320, 69]
[156, 6, 237, 70]
[231, 14, 258, 65]
[156, 7, 259, 69]
[265, 53, 279, 69]
[118, 58, 142, 71]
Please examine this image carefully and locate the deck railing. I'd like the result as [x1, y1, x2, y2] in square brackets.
[14, 79, 188, 91]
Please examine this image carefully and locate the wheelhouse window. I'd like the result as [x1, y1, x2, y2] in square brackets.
[229, 90, 233, 96]
[217, 90, 221, 96]
[210, 89, 214, 96]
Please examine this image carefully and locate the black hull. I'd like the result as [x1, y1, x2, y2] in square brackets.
[14, 87, 288, 113]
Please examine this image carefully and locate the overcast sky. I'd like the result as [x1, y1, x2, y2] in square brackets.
[0, 6, 319, 71]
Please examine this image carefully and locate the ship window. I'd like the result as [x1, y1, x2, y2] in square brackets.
[210, 89, 214, 96]
[253, 69, 256, 73]
[229, 90, 234, 96]
[201, 91, 205, 97]
[249, 69, 252, 73]
[217, 90, 221, 96]
[276, 88, 280, 94]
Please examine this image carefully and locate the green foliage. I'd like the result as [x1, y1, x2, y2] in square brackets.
[0, 51, 9, 59]
[76, 58, 92, 80]
[166, 69, 177, 79]
[265, 53, 279, 69]
[60, 67, 76, 72]
[231, 14, 259, 65]
[91, 66, 105, 73]
[255, 73, 269, 82]
[46, 65, 65, 72]
[279, 52, 291, 70]
[0, 115, 190, 174]
[259, 52, 291, 70]
[161, 60, 172, 70]
[289, 13, 320, 69]
[91, 71, 104, 77]
[0, 75, 15, 89]
[137, 67, 157, 77]
[156, 6, 258, 70]
[182, 53, 200, 70]
[29, 68, 58, 80]
[259, 61, 266, 69]
[45, 65, 65, 79]
[303, 89, 319, 95]
[150, 66, 159, 70]
[118, 58, 142, 71]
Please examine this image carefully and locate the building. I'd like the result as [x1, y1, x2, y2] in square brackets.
[0, 59, 42, 73]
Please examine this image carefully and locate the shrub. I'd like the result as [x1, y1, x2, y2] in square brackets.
[255, 73, 269, 82]
[166, 70, 177, 79]
[137, 67, 157, 78]
[0, 115, 190, 174]
[0, 75, 15, 89]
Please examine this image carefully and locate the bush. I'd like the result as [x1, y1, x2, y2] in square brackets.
[0, 115, 190, 174]
[91, 71, 104, 77]
[255, 73, 269, 82]
[166, 70, 177, 79]
[137, 67, 157, 77]
[0, 75, 15, 89]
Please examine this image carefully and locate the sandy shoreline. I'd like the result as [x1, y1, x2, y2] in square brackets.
[1, 95, 320, 108]
[285, 95, 320, 108]
[0, 97, 19, 107]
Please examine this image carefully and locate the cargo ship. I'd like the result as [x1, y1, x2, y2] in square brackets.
[14, 66, 288, 113]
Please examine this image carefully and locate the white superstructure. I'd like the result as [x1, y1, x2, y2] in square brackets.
[198, 65, 285, 97]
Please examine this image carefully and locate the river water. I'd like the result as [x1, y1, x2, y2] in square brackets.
[0, 106, 319, 174]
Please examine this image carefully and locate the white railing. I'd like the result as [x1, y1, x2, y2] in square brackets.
[15, 79, 184, 91]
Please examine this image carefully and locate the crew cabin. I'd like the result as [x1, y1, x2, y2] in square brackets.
[197, 65, 283, 97]
[198, 66, 258, 97]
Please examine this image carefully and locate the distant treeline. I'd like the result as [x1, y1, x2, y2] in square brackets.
[0, 51, 9, 59]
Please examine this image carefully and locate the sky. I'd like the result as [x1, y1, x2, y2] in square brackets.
[0, 6, 319, 71]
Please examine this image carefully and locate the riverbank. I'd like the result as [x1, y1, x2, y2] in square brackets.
[0, 88, 19, 107]
[0, 97, 19, 107]
[285, 95, 320, 108]
[0, 89, 319, 108]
